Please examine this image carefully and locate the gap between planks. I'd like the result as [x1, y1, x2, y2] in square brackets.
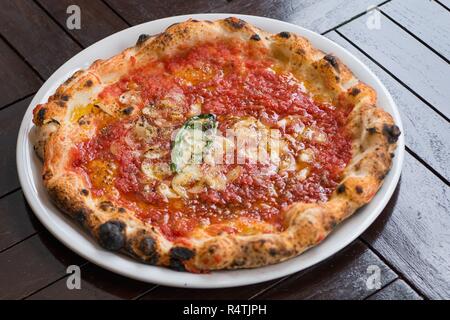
[335, 30, 450, 124]
[379, 9, 449, 64]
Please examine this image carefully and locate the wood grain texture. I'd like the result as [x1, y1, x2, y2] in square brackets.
[382, 0, 450, 59]
[37, 0, 129, 48]
[327, 32, 450, 181]
[0, 97, 32, 197]
[0, 231, 85, 299]
[105, 0, 387, 34]
[0, 0, 81, 79]
[339, 12, 450, 119]
[0, 191, 42, 252]
[253, 240, 397, 300]
[0, 39, 41, 108]
[361, 152, 450, 299]
[368, 279, 422, 300]
[27, 263, 154, 300]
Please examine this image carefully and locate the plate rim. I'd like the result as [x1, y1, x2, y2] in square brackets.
[16, 13, 405, 289]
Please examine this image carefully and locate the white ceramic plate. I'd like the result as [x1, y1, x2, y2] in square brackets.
[16, 14, 404, 288]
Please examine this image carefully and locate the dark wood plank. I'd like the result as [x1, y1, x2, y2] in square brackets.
[382, 0, 450, 59]
[105, 0, 387, 34]
[0, 231, 85, 299]
[361, 152, 450, 299]
[0, 0, 81, 79]
[338, 12, 450, 119]
[0, 191, 42, 252]
[0, 39, 41, 107]
[140, 278, 285, 300]
[253, 240, 397, 300]
[0, 97, 33, 197]
[368, 279, 422, 300]
[27, 263, 154, 300]
[327, 32, 450, 181]
[37, 0, 129, 48]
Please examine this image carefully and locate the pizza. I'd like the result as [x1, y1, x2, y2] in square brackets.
[32, 17, 400, 272]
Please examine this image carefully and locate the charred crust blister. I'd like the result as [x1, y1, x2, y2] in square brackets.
[170, 247, 195, 260]
[250, 33, 261, 41]
[278, 31, 290, 39]
[74, 209, 87, 224]
[37, 108, 47, 124]
[139, 237, 156, 256]
[225, 17, 246, 29]
[382, 124, 401, 144]
[84, 79, 93, 87]
[61, 95, 70, 101]
[169, 259, 186, 271]
[118, 207, 126, 213]
[350, 87, 361, 96]
[122, 106, 134, 115]
[80, 189, 89, 196]
[136, 34, 150, 46]
[98, 220, 126, 251]
[99, 201, 115, 212]
[355, 186, 364, 194]
[367, 127, 377, 134]
[337, 184, 346, 194]
[169, 247, 194, 271]
[323, 54, 340, 72]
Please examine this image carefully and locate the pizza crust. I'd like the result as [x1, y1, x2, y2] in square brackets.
[32, 17, 400, 271]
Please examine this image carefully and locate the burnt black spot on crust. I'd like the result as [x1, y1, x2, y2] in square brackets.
[118, 207, 126, 213]
[329, 219, 338, 230]
[80, 189, 89, 196]
[390, 152, 395, 158]
[74, 209, 88, 224]
[355, 186, 364, 194]
[337, 184, 346, 194]
[122, 106, 134, 115]
[98, 220, 125, 251]
[278, 31, 290, 38]
[350, 87, 361, 96]
[382, 124, 401, 144]
[61, 95, 70, 101]
[85, 79, 93, 87]
[169, 259, 186, 271]
[99, 201, 115, 211]
[170, 247, 195, 260]
[324, 54, 340, 72]
[225, 17, 246, 29]
[139, 236, 156, 256]
[56, 100, 66, 108]
[37, 108, 47, 123]
[250, 33, 261, 41]
[367, 127, 377, 134]
[136, 34, 150, 46]
[269, 248, 277, 256]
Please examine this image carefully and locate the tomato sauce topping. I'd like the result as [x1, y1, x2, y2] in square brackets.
[72, 40, 353, 240]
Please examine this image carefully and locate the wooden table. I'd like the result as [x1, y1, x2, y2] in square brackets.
[0, 0, 448, 300]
